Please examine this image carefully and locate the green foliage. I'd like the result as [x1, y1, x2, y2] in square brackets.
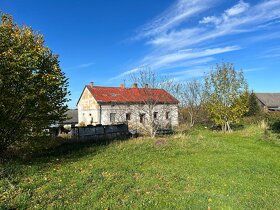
[265, 111, 280, 122]
[204, 63, 249, 132]
[0, 13, 69, 151]
[270, 119, 280, 133]
[246, 91, 260, 116]
[267, 112, 280, 133]
[1, 126, 280, 209]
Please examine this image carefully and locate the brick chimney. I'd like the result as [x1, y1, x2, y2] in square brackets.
[120, 84, 125, 89]
[90, 82, 94, 88]
[132, 83, 138, 88]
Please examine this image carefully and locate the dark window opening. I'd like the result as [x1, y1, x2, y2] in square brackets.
[153, 112, 158, 119]
[140, 113, 145, 123]
[166, 111, 170, 120]
[89, 113, 93, 124]
[126, 113, 131, 121]
[110, 113, 116, 123]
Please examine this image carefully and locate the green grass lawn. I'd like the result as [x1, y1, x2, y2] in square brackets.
[1, 126, 280, 209]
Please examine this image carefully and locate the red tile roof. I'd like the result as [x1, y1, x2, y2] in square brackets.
[86, 85, 179, 104]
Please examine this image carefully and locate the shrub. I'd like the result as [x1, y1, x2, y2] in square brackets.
[175, 123, 192, 134]
[79, 121, 86, 127]
[270, 119, 280, 133]
[245, 92, 260, 116]
[2, 135, 60, 159]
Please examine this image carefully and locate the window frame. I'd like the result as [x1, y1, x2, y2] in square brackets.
[153, 112, 158, 119]
[140, 113, 145, 124]
[126, 113, 131, 121]
[110, 113, 116, 123]
[165, 111, 170, 120]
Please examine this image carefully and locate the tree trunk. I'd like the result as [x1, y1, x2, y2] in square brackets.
[226, 121, 232, 133]
[149, 124, 155, 138]
[222, 121, 232, 133]
[222, 123, 226, 133]
[188, 111, 194, 127]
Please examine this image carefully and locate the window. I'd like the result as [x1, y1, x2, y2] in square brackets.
[166, 111, 170, 120]
[126, 113, 131, 121]
[140, 113, 145, 124]
[89, 113, 93, 124]
[153, 112, 158, 119]
[110, 113, 116, 123]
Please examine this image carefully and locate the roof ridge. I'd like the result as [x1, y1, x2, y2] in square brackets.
[83, 85, 179, 104]
[86, 85, 164, 90]
[255, 92, 280, 94]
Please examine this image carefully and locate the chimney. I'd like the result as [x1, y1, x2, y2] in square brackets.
[120, 84, 125, 89]
[90, 82, 94, 88]
[132, 83, 138, 88]
[145, 84, 149, 88]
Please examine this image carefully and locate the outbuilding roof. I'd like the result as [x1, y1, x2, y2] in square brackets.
[84, 85, 179, 104]
[61, 109, 78, 124]
[255, 93, 280, 107]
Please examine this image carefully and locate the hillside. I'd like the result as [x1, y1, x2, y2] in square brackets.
[1, 126, 280, 209]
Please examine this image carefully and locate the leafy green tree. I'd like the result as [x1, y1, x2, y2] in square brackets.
[0, 14, 69, 151]
[204, 63, 249, 132]
[246, 91, 260, 116]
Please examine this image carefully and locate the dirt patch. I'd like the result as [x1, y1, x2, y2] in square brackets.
[154, 139, 167, 147]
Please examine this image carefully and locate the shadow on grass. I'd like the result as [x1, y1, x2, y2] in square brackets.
[0, 138, 131, 180]
[270, 120, 280, 134]
[209, 124, 245, 131]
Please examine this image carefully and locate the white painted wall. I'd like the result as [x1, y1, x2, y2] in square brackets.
[78, 103, 178, 127]
[78, 108, 100, 125]
[98, 104, 178, 127]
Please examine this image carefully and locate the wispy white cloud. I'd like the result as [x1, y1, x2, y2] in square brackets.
[113, 45, 239, 80]
[65, 62, 95, 70]
[113, 0, 280, 81]
[199, 16, 222, 25]
[148, 0, 280, 51]
[161, 66, 209, 81]
[264, 53, 280, 58]
[112, 57, 215, 81]
[200, 0, 250, 25]
[246, 31, 280, 43]
[225, 0, 250, 16]
[108, 66, 148, 81]
[145, 45, 241, 69]
[200, 0, 279, 30]
[163, 66, 265, 82]
[136, 0, 217, 39]
[243, 67, 265, 72]
[163, 57, 215, 69]
[261, 46, 280, 58]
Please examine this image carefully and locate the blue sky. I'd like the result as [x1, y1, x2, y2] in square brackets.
[1, 0, 280, 108]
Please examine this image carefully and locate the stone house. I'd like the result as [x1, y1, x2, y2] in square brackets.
[77, 82, 179, 128]
[255, 93, 280, 112]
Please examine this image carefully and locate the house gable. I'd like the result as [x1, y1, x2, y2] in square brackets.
[77, 87, 99, 110]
